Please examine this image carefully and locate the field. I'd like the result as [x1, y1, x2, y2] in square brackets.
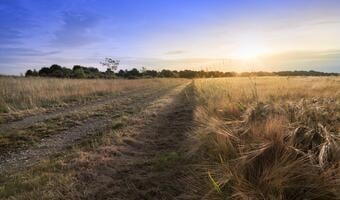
[0, 76, 339, 199]
[192, 77, 340, 199]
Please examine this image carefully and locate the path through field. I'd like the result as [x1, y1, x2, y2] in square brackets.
[67, 82, 200, 199]
[1, 81, 202, 199]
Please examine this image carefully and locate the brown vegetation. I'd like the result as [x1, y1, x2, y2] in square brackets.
[191, 77, 340, 199]
[0, 81, 193, 199]
[0, 78, 187, 161]
[0, 76, 339, 199]
[0, 77, 179, 114]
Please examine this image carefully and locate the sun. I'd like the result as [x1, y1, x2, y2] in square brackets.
[232, 44, 267, 60]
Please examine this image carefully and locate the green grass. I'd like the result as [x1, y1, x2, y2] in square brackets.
[151, 152, 182, 171]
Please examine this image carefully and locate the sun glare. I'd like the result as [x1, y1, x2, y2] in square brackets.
[232, 44, 267, 60]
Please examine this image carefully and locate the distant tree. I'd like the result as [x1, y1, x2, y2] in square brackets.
[141, 67, 147, 74]
[130, 68, 140, 76]
[40, 64, 65, 78]
[62, 68, 73, 78]
[72, 65, 82, 71]
[32, 70, 39, 76]
[117, 69, 126, 77]
[38, 67, 51, 76]
[25, 69, 39, 77]
[26, 64, 339, 79]
[124, 68, 140, 79]
[49, 64, 62, 71]
[144, 70, 158, 77]
[25, 69, 33, 77]
[71, 65, 101, 78]
[101, 58, 120, 72]
[224, 72, 237, 77]
[88, 67, 100, 74]
[179, 70, 197, 78]
[159, 69, 175, 77]
[104, 68, 115, 79]
[73, 68, 86, 79]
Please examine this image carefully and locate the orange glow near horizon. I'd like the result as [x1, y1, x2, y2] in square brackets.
[229, 38, 270, 65]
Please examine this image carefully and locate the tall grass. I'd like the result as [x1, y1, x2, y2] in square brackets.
[0, 77, 184, 113]
[191, 76, 340, 199]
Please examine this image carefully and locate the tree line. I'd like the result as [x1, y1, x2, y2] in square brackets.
[25, 64, 338, 79]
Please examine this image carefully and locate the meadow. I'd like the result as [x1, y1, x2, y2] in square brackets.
[191, 76, 340, 199]
[0, 77, 177, 114]
[0, 76, 339, 199]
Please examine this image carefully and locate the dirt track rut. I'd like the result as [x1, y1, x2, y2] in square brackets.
[66, 82, 201, 199]
[0, 83, 188, 173]
[0, 88, 148, 134]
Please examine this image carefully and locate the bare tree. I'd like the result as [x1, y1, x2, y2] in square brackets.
[101, 58, 120, 71]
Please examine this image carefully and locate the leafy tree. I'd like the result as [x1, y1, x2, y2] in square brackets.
[104, 68, 115, 79]
[25, 65, 338, 79]
[159, 69, 175, 77]
[72, 65, 82, 71]
[144, 70, 158, 77]
[43, 64, 65, 78]
[117, 69, 126, 77]
[49, 64, 62, 72]
[32, 70, 39, 76]
[62, 68, 72, 78]
[25, 69, 33, 77]
[38, 67, 51, 76]
[101, 58, 120, 72]
[73, 68, 86, 79]
[125, 68, 140, 78]
[131, 68, 140, 76]
[179, 70, 197, 78]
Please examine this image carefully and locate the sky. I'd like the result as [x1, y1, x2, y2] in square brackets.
[0, 0, 340, 75]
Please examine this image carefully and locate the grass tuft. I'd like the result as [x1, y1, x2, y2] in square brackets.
[190, 77, 340, 199]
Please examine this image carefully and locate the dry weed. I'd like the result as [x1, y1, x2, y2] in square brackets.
[191, 77, 340, 199]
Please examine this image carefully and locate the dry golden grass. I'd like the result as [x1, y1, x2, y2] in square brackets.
[0, 79, 190, 199]
[191, 76, 340, 199]
[0, 77, 187, 154]
[0, 77, 180, 113]
[1, 76, 339, 199]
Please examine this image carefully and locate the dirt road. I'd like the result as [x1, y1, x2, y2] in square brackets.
[0, 82, 188, 172]
[0, 81, 205, 199]
[63, 82, 201, 199]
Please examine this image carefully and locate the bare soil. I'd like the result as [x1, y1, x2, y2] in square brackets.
[0, 83, 186, 173]
[65, 82, 202, 199]
[0, 81, 205, 199]
[0, 87, 157, 133]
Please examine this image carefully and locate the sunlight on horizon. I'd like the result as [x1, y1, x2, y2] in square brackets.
[231, 45, 268, 61]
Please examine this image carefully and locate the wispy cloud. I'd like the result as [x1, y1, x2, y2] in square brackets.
[164, 50, 185, 55]
[265, 49, 340, 61]
[0, 47, 60, 57]
[51, 12, 101, 47]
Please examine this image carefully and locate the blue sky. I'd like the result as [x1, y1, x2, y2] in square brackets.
[0, 0, 340, 74]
